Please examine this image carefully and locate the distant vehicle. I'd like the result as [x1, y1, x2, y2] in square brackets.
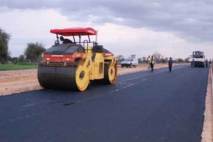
[191, 51, 205, 68]
[121, 55, 138, 68]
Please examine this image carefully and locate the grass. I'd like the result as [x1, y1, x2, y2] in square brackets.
[0, 63, 37, 71]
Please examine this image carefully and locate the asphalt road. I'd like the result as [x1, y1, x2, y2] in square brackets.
[0, 65, 209, 142]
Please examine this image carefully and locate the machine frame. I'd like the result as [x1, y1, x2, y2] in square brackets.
[38, 27, 117, 92]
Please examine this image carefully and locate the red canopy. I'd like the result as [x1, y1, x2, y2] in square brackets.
[50, 27, 97, 36]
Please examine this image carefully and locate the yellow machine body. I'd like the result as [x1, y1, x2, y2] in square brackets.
[38, 27, 117, 92]
[38, 45, 117, 92]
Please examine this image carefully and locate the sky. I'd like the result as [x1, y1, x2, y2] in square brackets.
[0, 0, 213, 59]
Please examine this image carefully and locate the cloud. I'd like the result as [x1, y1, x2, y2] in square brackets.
[97, 23, 213, 59]
[0, 1, 213, 59]
[1, 0, 213, 42]
[0, 8, 88, 56]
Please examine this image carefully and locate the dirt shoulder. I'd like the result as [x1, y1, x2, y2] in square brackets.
[0, 63, 178, 96]
[201, 65, 213, 142]
[0, 69, 40, 96]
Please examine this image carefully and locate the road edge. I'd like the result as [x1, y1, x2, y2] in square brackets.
[202, 65, 213, 142]
[0, 64, 167, 96]
[0, 64, 185, 96]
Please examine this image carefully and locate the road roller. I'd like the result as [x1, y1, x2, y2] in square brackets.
[38, 27, 117, 91]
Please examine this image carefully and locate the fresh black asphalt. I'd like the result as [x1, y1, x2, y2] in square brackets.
[0, 65, 209, 142]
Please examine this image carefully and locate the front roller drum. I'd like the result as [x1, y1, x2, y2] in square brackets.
[38, 64, 90, 91]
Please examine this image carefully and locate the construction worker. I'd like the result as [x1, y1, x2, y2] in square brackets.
[149, 56, 155, 72]
[147, 56, 150, 69]
[168, 57, 173, 72]
[205, 59, 209, 68]
[209, 60, 212, 66]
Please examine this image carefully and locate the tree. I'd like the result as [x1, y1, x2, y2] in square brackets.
[24, 42, 45, 63]
[152, 52, 163, 63]
[116, 55, 125, 64]
[184, 57, 190, 63]
[176, 58, 184, 63]
[10, 57, 18, 64]
[18, 54, 25, 63]
[138, 57, 147, 64]
[0, 28, 10, 63]
[138, 58, 143, 64]
[130, 54, 136, 59]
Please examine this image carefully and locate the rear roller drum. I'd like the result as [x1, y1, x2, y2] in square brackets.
[103, 63, 117, 84]
[72, 65, 90, 91]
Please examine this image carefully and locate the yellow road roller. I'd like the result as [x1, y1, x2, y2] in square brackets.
[38, 27, 117, 91]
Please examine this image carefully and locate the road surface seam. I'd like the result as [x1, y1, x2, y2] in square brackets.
[113, 65, 188, 94]
[202, 66, 213, 142]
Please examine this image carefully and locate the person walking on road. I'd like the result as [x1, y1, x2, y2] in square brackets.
[149, 56, 155, 72]
[205, 59, 209, 68]
[168, 57, 173, 72]
[147, 56, 151, 69]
